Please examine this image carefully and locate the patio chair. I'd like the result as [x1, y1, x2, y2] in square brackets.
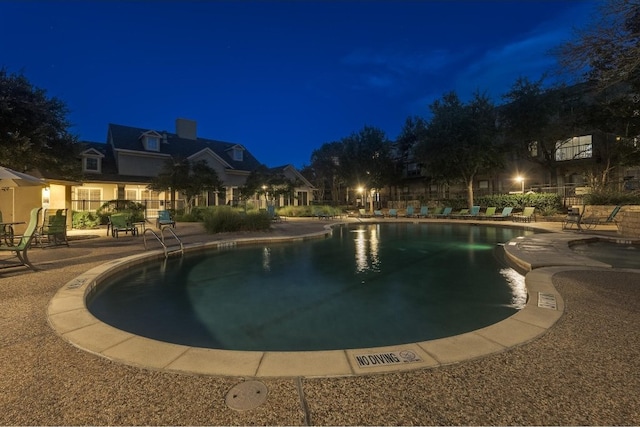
[387, 208, 398, 218]
[428, 206, 444, 218]
[479, 206, 496, 219]
[358, 209, 371, 218]
[374, 209, 384, 218]
[433, 207, 452, 218]
[450, 208, 469, 219]
[418, 206, 429, 218]
[463, 205, 481, 218]
[108, 213, 138, 238]
[0, 207, 41, 271]
[156, 209, 176, 228]
[573, 205, 622, 230]
[404, 206, 415, 217]
[512, 207, 536, 223]
[38, 209, 69, 247]
[493, 206, 513, 220]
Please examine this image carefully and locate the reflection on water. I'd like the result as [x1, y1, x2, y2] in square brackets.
[500, 268, 527, 308]
[353, 225, 380, 273]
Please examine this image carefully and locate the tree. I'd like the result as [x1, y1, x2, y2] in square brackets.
[337, 126, 395, 203]
[148, 158, 221, 213]
[500, 78, 584, 185]
[306, 141, 344, 204]
[556, 0, 640, 89]
[415, 91, 503, 208]
[0, 68, 80, 179]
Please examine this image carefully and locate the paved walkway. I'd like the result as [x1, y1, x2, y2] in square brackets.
[1, 217, 639, 425]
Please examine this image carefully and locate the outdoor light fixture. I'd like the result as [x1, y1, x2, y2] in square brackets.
[515, 176, 525, 193]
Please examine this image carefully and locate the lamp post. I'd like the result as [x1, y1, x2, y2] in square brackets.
[357, 186, 364, 209]
[516, 176, 525, 194]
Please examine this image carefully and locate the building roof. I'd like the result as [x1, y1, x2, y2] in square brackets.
[107, 123, 264, 172]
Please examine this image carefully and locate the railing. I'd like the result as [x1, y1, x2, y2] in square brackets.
[143, 226, 184, 258]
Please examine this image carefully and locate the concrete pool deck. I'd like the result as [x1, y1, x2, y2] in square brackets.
[1, 217, 639, 425]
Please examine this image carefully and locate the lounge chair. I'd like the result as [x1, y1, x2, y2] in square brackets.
[405, 206, 415, 217]
[493, 206, 513, 220]
[38, 208, 69, 247]
[156, 209, 176, 228]
[512, 207, 536, 222]
[566, 205, 621, 231]
[108, 213, 138, 237]
[0, 207, 41, 271]
[374, 209, 385, 218]
[479, 206, 497, 219]
[451, 208, 469, 219]
[434, 207, 452, 218]
[267, 205, 284, 222]
[429, 207, 444, 218]
[462, 205, 481, 218]
[358, 209, 371, 218]
[418, 206, 429, 218]
[387, 208, 398, 218]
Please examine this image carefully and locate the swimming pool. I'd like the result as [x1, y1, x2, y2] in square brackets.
[87, 223, 535, 351]
[570, 239, 640, 269]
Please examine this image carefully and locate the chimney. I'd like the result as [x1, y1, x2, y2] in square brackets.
[175, 118, 197, 140]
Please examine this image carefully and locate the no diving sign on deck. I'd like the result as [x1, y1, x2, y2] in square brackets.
[353, 350, 422, 368]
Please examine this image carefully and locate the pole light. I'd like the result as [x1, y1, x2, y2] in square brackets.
[516, 176, 525, 193]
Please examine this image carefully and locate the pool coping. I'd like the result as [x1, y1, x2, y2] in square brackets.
[46, 222, 628, 378]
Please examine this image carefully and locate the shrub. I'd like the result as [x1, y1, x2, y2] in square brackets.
[72, 211, 100, 229]
[584, 190, 640, 205]
[476, 193, 562, 212]
[96, 200, 145, 224]
[202, 206, 271, 233]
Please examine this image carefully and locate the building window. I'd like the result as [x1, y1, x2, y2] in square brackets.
[555, 135, 593, 161]
[75, 188, 102, 211]
[145, 136, 160, 151]
[83, 157, 100, 173]
[232, 147, 243, 161]
[479, 180, 489, 189]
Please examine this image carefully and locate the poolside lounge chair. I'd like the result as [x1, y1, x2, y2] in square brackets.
[374, 209, 385, 218]
[479, 206, 496, 219]
[462, 205, 481, 218]
[493, 206, 513, 220]
[404, 206, 415, 217]
[387, 208, 398, 218]
[38, 209, 69, 247]
[434, 207, 452, 218]
[429, 206, 444, 218]
[358, 209, 371, 218]
[565, 205, 622, 231]
[267, 205, 284, 222]
[512, 207, 535, 223]
[0, 207, 41, 271]
[418, 206, 429, 218]
[156, 209, 176, 228]
[450, 208, 469, 219]
[108, 213, 138, 238]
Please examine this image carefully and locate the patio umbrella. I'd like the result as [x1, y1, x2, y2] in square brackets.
[0, 166, 47, 187]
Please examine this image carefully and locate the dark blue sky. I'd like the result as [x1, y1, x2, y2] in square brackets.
[2, 1, 596, 169]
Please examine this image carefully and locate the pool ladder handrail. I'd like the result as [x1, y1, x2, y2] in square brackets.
[143, 226, 184, 257]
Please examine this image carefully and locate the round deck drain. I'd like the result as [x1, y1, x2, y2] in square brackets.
[225, 381, 268, 411]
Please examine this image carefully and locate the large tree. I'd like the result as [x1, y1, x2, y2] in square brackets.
[0, 68, 79, 178]
[415, 91, 503, 208]
[500, 78, 585, 185]
[148, 158, 221, 213]
[556, 0, 640, 89]
[337, 126, 396, 201]
[306, 141, 344, 203]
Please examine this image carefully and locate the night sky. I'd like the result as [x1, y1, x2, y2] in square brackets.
[2, 1, 596, 168]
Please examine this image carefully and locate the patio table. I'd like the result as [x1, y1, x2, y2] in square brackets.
[0, 221, 26, 246]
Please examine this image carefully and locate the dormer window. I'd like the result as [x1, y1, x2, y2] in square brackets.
[140, 131, 162, 152]
[229, 145, 244, 161]
[80, 148, 104, 174]
[144, 136, 160, 151]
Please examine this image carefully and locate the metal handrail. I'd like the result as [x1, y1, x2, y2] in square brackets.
[143, 226, 184, 258]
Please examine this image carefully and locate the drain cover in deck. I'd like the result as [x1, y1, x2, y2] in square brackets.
[225, 381, 268, 411]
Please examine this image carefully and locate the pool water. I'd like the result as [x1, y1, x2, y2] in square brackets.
[88, 223, 534, 351]
[571, 240, 640, 269]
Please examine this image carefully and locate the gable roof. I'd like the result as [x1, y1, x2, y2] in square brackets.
[108, 123, 264, 171]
